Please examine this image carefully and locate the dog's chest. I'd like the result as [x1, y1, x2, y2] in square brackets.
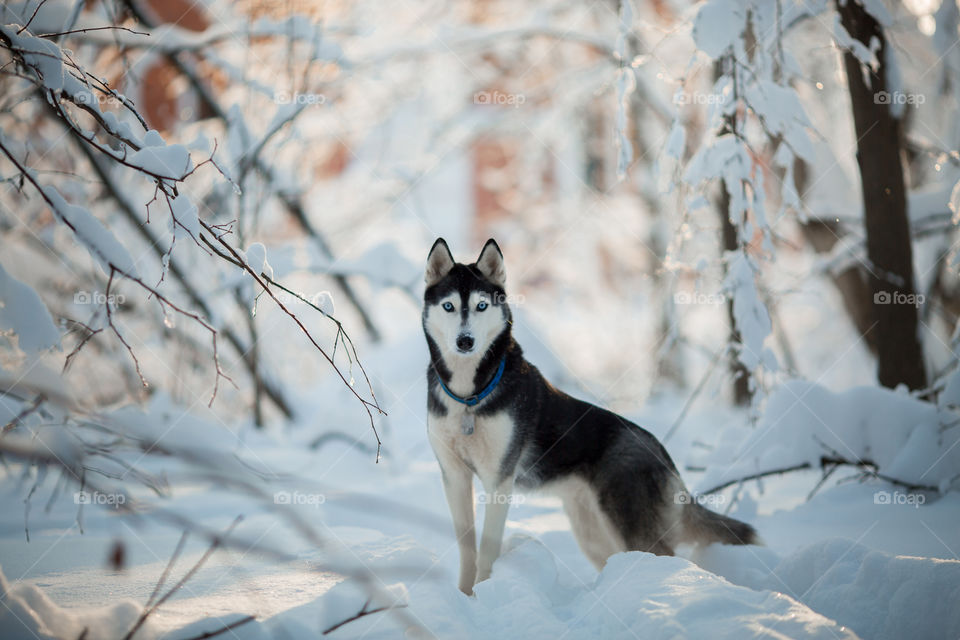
[428, 405, 515, 488]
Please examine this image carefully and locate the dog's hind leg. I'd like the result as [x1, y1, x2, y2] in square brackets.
[476, 478, 513, 584]
[558, 478, 626, 570]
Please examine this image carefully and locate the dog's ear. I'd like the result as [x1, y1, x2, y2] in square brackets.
[476, 239, 505, 287]
[425, 238, 455, 286]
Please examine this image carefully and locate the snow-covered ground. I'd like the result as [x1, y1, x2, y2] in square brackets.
[1, 327, 958, 640]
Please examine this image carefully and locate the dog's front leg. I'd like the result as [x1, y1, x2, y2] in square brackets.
[476, 478, 513, 585]
[438, 456, 477, 594]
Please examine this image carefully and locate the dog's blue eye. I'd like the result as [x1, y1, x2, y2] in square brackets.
[477, 301, 488, 311]
[442, 302, 455, 312]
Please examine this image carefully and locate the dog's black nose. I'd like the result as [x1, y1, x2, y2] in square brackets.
[456, 335, 475, 352]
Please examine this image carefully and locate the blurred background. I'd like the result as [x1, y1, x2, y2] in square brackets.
[5, 0, 958, 431]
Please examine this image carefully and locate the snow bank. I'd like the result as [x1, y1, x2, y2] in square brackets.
[695, 538, 960, 640]
[240, 538, 857, 639]
[770, 539, 960, 640]
[697, 380, 960, 492]
[0, 565, 147, 640]
[8, 533, 960, 639]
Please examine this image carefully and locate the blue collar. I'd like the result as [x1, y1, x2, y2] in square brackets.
[435, 357, 506, 407]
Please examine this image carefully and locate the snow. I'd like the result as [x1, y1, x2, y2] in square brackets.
[7, 473, 959, 640]
[692, 0, 744, 59]
[0, 25, 67, 91]
[0, 540, 861, 640]
[312, 291, 335, 316]
[127, 134, 194, 181]
[697, 537, 960, 640]
[2, 332, 958, 639]
[0, 566, 144, 640]
[242, 243, 274, 280]
[743, 80, 815, 162]
[696, 379, 960, 492]
[832, 16, 879, 73]
[39, 185, 140, 278]
[724, 252, 776, 375]
[683, 135, 752, 225]
[167, 195, 201, 240]
[384, 542, 857, 640]
[663, 120, 685, 160]
[0, 263, 60, 356]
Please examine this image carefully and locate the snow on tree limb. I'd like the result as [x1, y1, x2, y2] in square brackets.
[0, 263, 61, 355]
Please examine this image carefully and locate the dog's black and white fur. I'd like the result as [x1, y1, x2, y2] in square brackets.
[423, 238, 757, 594]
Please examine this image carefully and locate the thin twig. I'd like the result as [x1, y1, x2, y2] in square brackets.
[663, 344, 728, 443]
[1, 395, 45, 434]
[177, 616, 256, 640]
[16, 0, 49, 34]
[122, 517, 243, 640]
[145, 531, 189, 610]
[39, 26, 149, 38]
[105, 269, 147, 388]
[322, 597, 408, 635]
[63, 320, 104, 374]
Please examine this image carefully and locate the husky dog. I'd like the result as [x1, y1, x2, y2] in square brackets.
[423, 238, 757, 595]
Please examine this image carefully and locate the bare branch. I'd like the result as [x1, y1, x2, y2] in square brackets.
[177, 616, 256, 640]
[322, 597, 408, 635]
[39, 26, 150, 39]
[700, 456, 939, 496]
[122, 517, 243, 640]
[0, 137, 237, 408]
[2, 394, 45, 434]
[15, 0, 49, 35]
[199, 222, 386, 459]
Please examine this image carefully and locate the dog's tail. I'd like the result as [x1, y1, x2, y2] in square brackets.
[681, 502, 758, 546]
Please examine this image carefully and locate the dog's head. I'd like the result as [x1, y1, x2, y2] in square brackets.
[422, 238, 511, 359]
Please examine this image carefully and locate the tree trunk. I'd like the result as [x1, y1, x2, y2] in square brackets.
[718, 181, 752, 405]
[714, 57, 751, 406]
[836, 0, 927, 390]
